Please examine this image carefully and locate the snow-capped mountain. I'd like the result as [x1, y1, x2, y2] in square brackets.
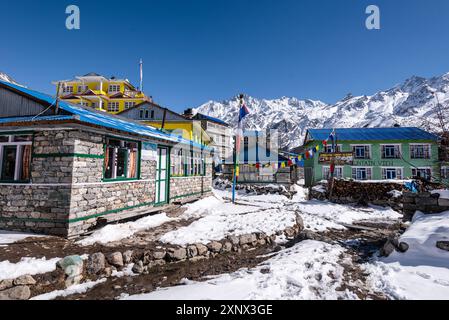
[0, 72, 22, 86]
[195, 72, 449, 149]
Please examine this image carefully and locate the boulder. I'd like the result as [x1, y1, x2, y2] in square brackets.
[222, 242, 233, 252]
[13, 275, 36, 286]
[0, 279, 14, 291]
[187, 245, 198, 258]
[107, 252, 124, 268]
[207, 241, 223, 253]
[227, 235, 240, 246]
[166, 248, 187, 261]
[239, 234, 256, 245]
[122, 250, 134, 264]
[86, 253, 106, 275]
[0, 286, 31, 300]
[380, 240, 396, 257]
[153, 250, 166, 260]
[132, 261, 144, 274]
[436, 241, 449, 252]
[398, 242, 409, 253]
[57, 255, 84, 287]
[195, 243, 208, 256]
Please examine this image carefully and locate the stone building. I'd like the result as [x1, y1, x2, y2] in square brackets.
[0, 80, 212, 238]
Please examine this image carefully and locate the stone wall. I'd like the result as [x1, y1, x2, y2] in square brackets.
[169, 163, 213, 202]
[403, 191, 449, 220]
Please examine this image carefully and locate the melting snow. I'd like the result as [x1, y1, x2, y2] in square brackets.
[0, 257, 60, 281]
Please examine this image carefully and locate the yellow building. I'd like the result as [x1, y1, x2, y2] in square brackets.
[53, 73, 151, 114]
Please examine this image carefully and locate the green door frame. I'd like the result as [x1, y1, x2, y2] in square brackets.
[155, 146, 170, 206]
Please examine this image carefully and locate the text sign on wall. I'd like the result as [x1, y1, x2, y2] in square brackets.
[318, 152, 354, 165]
[141, 142, 158, 161]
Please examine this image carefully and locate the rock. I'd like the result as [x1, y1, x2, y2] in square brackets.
[381, 240, 396, 257]
[103, 267, 112, 277]
[398, 242, 409, 253]
[239, 234, 256, 245]
[122, 250, 134, 264]
[436, 241, 449, 252]
[0, 286, 31, 300]
[148, 260, 166, 268]
[132, 261, 144, 274]
[189, 256, 206, 263]
[227, 235, 240, 246]
[295, 212, 304, 231]
[187, 245, 198, 258]
[166, 248, 187, 261]
[57, 255, 83, 270]
[207, 241, 223, 253]
[284, 227, 297, 238]
[107, 252, 124, 268]
[222, 242, 232, 252]
[57, 255, 84, 287]
[0, 279, 14, 291]
[195, 243, 208, 256]
[87, 253, 105, 275]
[153, 250, 166, 260]
[257, 239, 266, 246]
[13, 275, 36, 286]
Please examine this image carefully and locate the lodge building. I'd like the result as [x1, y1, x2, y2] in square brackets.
[0, 80, 212, 238]
[303, 127, 446, 185]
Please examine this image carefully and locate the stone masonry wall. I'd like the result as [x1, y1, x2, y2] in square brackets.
[169, 163, 213, 202]
[403, 191, 449, 220]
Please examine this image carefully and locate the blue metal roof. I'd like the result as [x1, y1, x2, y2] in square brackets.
[306, 127, 438, 142]
[0, 80, 211, 150]
[194, 113, 229, 126]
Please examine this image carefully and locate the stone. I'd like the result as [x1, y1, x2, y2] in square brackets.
[187, 245, 198, 258]
[295, 212, 304, 231]
[148, 260, 166, 268]
[284, 227, 297, 238]
[13, 275, 36, 286]
[207, 241, 223, 253]
[87, 252, 106, 275]
[222, 242, 232, 252]
[0, 286, 31, 300]
[436, 241, 449, 252]
[227, 235, 240, 246]
[381, 240, 396, 257]
[153, 250, 166, 260]
[122, 250, 134, 264]
[57, 255, 84, 287]
[398, 242, 409, 253]
[438, 198, 449, 207]
[0, 279, 14, 291]
[239, 234, 256, 245]
[107, 252, 124, 268]
[132, 261, 144, 274]
[57, 255, 83, 270]
[195, 243, 208, 256]
[103, 267, 112, 277]
[257, 239, 266, 246]
[166, 247, 187, 261]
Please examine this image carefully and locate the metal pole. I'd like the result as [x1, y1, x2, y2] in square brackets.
[232, 94, 244, 203]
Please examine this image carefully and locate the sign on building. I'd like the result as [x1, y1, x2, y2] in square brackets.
[318, 152, 354, 165]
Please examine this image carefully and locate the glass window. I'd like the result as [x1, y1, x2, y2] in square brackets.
[412, 168, 432, 180]
[324, 145, 342, 153]
[352, 146, 370, 159]
[108, 85, 120, 93]
[352, 167, 372, 180]
[104, 138, 139, 180]
[382, 145, 401, 159]
[0, 134, 33, 182]
[410, 144, 431, 159]
[382, 168, 403, 180]
[139, 110, 144, 119]
[107, 102, 119, 112]
[441, 167, 449, 179]
[323, 166, 343, 179]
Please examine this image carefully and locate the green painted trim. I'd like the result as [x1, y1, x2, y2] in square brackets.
[102, 177, 140, 183]
[0, 216, 66, 224]
[33, 153, 104, 159]
[170, 189, 212, 200]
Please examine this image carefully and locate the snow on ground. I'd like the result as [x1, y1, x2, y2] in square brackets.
[431, 189, 449, 200]
[122, 240, 357, 300]
[0, 257, 60, 281]
[160, 191, 296, 246]
[31, 278, 107, 300]
[77, 213, 175, 246]
[0, 230, 44, 246]
[364, 211, 449, 300]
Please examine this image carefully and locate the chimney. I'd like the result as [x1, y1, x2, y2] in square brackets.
[184, 108, 194, 119]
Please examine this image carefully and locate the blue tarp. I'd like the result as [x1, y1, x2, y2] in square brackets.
[0, 80, 211, 150]
[306, 127, 438, 142]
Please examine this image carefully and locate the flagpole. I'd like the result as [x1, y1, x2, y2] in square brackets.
[232, 94, 245, 204]
[329, 128, 337, 199]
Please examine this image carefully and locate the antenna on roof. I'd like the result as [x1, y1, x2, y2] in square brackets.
[139, 59, 144, 92]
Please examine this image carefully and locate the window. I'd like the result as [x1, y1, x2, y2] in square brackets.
[323, 166, 343, 179]
[352, 145, 371, 159]
[171, 148, 205, 177]
[108, 85, 121, 93]
[412, 168, 432, 180]
[107, 102, 120, 112]
[145, 110, 149, 119]
[139, 110, 144, 119]
[80, 102, 89, 107]
[352, 167, 372, 180]
[0, 134, 33, 182]
[382, 145, 401, 159]
[77, 85, 88, 93]
[324, 144, 342, 153]
[382, 168, 403, 180]
[441, 167, 449, 179]
[410, 144, 431, 159]
[150, 110, 155, 119]
[124, 101, 135, 109]
[63, 86, 73, 94]
[104, 138, 139, 180]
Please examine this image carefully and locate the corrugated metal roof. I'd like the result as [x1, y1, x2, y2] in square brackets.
[0, 115, 75, 123]
[0, 80, 211, 150]
[306, 127, 438, 142]
[194, 113, 229, 126]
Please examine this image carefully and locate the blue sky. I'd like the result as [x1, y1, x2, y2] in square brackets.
[1, 0, 449, 112]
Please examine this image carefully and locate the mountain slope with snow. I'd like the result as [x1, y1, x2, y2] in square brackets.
[195, 72, 449, 149]
[0, 72, 22, 86]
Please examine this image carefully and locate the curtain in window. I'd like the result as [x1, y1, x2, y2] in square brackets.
[129, 150, 137, 178]
[21, 145, 32, 180]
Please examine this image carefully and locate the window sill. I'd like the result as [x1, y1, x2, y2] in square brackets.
[102, 177, 140, 183]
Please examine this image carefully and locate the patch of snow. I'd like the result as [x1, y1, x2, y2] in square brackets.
[31, 278, 107, 300]
[0, 230, 44, 246]
[77, 213, 175, 246]
[388, 190, 403, 198]
[122, 240, 357, 300]
[0, 257, 60, 281]
[364, 211, 449, 300]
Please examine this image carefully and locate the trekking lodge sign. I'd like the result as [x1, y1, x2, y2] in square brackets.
[318, 152, 354, 165]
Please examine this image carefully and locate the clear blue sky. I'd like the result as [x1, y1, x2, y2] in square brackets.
[1, 0, 449, 112]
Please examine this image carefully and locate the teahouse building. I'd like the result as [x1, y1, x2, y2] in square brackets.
[0, 80, 212, 238]
[302, 127, 442, 185]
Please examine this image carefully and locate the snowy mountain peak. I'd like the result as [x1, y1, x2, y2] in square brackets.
[195, 72, 449, 150]
[0, 72, 22, 86]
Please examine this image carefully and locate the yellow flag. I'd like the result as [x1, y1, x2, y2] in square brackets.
[236, 166, 240, 177]
[299, 155, 302, 161]
[316, 145, 320, 151]
[281, 162, 286, 168]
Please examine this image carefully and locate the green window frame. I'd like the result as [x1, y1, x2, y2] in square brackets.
[103, 137, 141, 182]
[0, 132, 34, 183]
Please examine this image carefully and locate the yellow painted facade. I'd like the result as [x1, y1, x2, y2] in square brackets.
[145, 121, 211, 145]
[53, 73, 150, 114]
